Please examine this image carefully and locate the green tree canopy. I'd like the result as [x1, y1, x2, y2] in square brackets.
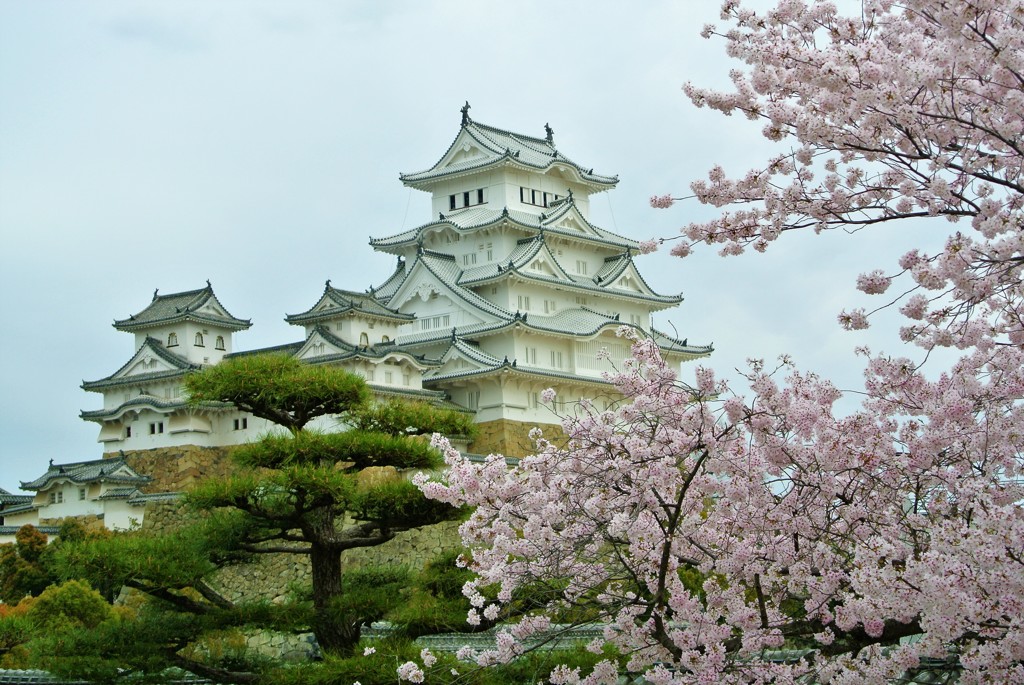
[44, 354, 475, 682]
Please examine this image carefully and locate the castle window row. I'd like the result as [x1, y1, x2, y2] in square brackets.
[520, 187, 560, 208]
[420, 314, 451, 330]
[449, 188, 485, 210]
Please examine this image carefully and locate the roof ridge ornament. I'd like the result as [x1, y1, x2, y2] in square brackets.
[544, 122, 554, 143]
[206, 279, 211, 288]
[460, 101, 471, 126]
[152, 288, 159, 301]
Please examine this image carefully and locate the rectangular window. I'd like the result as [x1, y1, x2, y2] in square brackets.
[149, 422, 164, 435]
[463, 191, 470, 208]
[124, 425, 132, 438]
[532, 189, 540, 205]
[467, 391, 480, 410]
[463, 253, 477, 266]
[576, 260, 588, 275]
[525, 347, 537, 364]
[449, 194, 456, 210]
[49, 492, 56, 504]
[56, 491, 64, 504]
[529, 392, 539, 409]
[367, 369, 375, 382]
[575, 296, 588, 305]
[630, 314, 643, 325]
[520, 187, 526, 203]
[385, 371, 393, 384]
[544, 299, 557, 314]
[550, 351, 563, 368]
[477, 188, 484, 204]
[79, 488, 86, 501]
[233, 418, 248, 430]
[517, 295, 531, 310]
[403, 373, 411, 387]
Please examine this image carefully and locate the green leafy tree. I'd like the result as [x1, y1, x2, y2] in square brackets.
[38, 355, 472, 682]
[182, 354, 474, 654]
[0, 525, 55, 604]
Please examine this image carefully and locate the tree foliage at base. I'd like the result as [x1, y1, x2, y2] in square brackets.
[27, 354, 475, 683]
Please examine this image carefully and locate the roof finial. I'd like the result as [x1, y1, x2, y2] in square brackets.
[152, 288, 159, 301]
[206, 279, 211, 288]
[544, 122, 554, 143]
[325, 279, 332, 289]
[460, 101, 471, 126]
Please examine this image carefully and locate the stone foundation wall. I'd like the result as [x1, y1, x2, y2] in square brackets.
[106, 445, 239, 493]
[39, 513, 106, 532]
[469, 418, 566, 458]
[141, 497, 463, 603]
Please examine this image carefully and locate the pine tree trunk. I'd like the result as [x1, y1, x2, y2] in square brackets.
[310, 540, 354, 655]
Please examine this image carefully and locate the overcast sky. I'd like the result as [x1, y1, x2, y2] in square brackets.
[0, 1, 947, 494]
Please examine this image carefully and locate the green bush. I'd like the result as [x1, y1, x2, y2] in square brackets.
[26, 579, 111, 632]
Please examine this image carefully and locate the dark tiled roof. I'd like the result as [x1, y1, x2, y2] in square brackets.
[20, 456, 151, 491]
[127, 491, 183, 504]
[81, 337, 198, 391]
[286, 282, 414, 325]
[0, 502, 39, 516]
[459, 236, 683, 307]
[96, 486, 144, 501]
[113, 284, 250, 333]
[0, 488, 31, 505]
[80, 396, 193, 422]
[298, 325, 442, 368]
[0, 528, 60, 538]
[226, 341, 306, 359]
[371, 200, 638, 253]
[399, 117, 618, 189]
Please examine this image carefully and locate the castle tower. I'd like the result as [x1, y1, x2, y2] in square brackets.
[365, 105, 712, 455]
[80, 283, 252, 450]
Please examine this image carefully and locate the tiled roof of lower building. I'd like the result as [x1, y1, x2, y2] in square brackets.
[0, 528, 60, 539]
[0, 488, 31, 505]
[20, 456, 151, 491]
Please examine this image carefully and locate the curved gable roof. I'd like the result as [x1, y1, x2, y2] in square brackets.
[370, 199, 637, 256]
[21, 456, 151, 491]
[82, 337, 198, 391]
[286, 282, 414, 326]
[399, 113, 617, 191]
[114, 284, 251, 333]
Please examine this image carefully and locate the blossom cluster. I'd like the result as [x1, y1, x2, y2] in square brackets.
[409, 1, 1024, 681]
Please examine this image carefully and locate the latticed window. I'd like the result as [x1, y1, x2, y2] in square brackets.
[167, 332, 178, 346]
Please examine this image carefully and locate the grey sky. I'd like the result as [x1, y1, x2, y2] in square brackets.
[0, 1, 944, 494]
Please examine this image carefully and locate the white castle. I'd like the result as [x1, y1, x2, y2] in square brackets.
[2, 106, 712, 538]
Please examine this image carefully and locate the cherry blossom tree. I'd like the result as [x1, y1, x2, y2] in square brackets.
[414, 1, 1024, 683]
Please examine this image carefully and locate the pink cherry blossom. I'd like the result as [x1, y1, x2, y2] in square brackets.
[417, 1, 1024, 682]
